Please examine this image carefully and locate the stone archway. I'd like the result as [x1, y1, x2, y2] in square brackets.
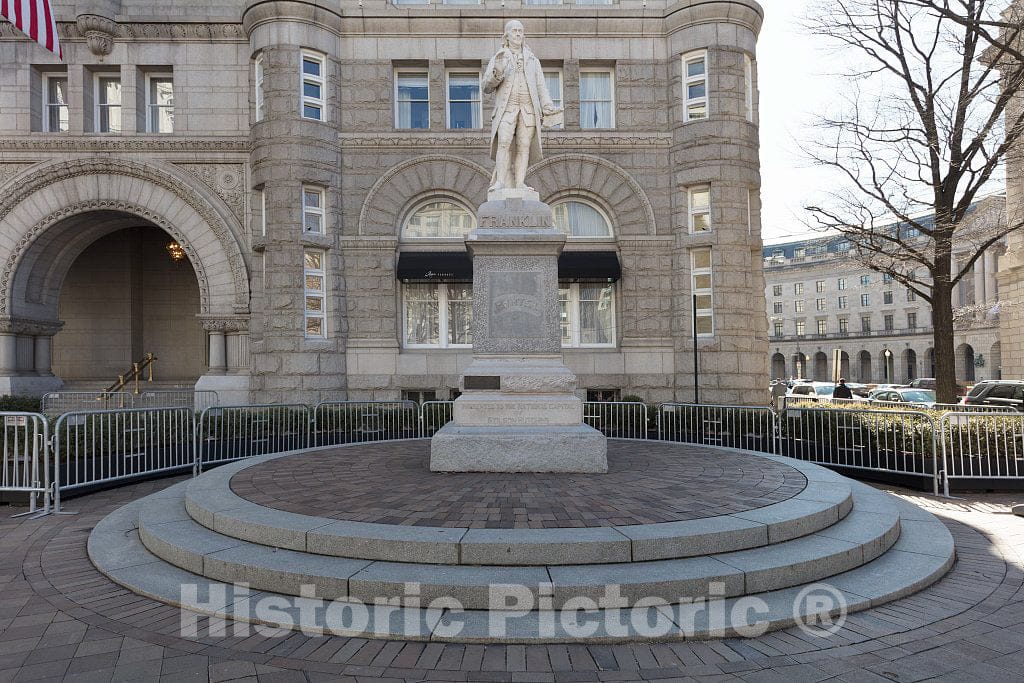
[0, 159, 251, 399]
[902, 349, 918, 383]
[859, 351, 872, 383]
[813, 352, 829, 381]
[771, 352, 786, 380]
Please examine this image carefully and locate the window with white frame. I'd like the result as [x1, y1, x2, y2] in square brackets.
[773, 322, 783, 337]
[446, 71, 481, 129]
[146, 74, 174, 133]
[403, 200, 476, 239]
[773, 302, 783, 314]
[301, 51, 325, 121]
[691, 248, 713, 336]
[43, 73, 68, 132]
[794, 300, 805, 313]
[254, 54, 265, 122]
[403, 283, 472, 348]
[683, 51, 708, 121]
[95, 74, 122, 133]
[795, 321, 806, 336]
[302, 186, 325, 234]
[839, 318, 849, 333]
[551, 199, 613, 238]
[304, 250, 327, 338]
[560, 283, 616, 347]
[579, 69, 614, 129]
[772, 285, 782, 297]
[396, 71, 429, 129]
[794, 283, 804, 295]
[543, 69, 563, 129]
[816, 319, 827, 335]
[688, 185, 711, 233]
[744, 54, 754, 122]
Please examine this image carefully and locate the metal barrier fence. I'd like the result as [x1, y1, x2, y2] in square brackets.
[42, 390, 220, 415]
[657, 404, 778, 453]
[52, 407, 195, 509]
[195, 404, 310, 474]
[0, 412, 51, 516]
[313, 401, 419, 446]
[419, 401, 454, 438]
[778, 406, 940, 495]
[780, 395, 1018, 414]
[583, 402, 649, 439]
[938, 412, 1024, 496]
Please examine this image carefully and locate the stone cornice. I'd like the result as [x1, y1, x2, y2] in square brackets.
[0, 317, 64, 336]
[339, 133, 673, 148]
[198, 316, 251, 333]
[0, 137, 251, 153]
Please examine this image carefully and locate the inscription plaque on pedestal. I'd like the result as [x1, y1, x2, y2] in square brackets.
[489, 271, 545, 339]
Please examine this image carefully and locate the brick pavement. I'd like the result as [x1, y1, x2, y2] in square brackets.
[230, 441, 806, 528]
[0, 477, 1023, 682]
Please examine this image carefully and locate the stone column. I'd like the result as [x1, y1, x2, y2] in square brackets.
[974, 260, 986, 307]
[0, 333, 17, 375]
[196, 317, 252, 405]
[33, 336, 53, 377]
[985, 250, 998, 303]
[208, 330, 227, 375]
[0, 318, 64, 396]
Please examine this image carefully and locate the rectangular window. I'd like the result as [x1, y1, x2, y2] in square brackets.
[884, 314, 894, 331]
[146, 74, 174, 133]
[682, 51, 707, 121]
[838, 278, 847, 290]
[772, 285, 782, 297]
[838, 296, 847, 309]
[794, 283, 804, 295]
[95, 75, 122, 133]
[860, 275, 870, 286]
[43, 74, 69, 132]
[907, 288, 916, 302]
[691, 248, 713, 336]
[773, 302, 783, 314]
[861, 316, 871, 332]
[816, 298, 826, 311]
[560, 283, 616, 347]
[773, 322, 783, 337]
[403, 283, 473, 348]
[861, 294, 870, 307]
[396, 71, 429, 129]
[301, 51, 325, 121]
[688, 186, 711, 233]
[794, 300, 805, 313]
[302, 186, 325, 234]
[579, 70, 614, 128]
[744, 54, 753, 122]
[402, 389, 437, 404]
[304, 250, 327, 338]
[795, 321, 806, 337]
[256, 189, 266, 236]
[815, 280, 825, 293]
[543, 69, 564, 130]
[446, 71, 481, 129]
[883, 273, 893, 284]
[816, 320, 827, 335]
[255, 54, 265, 122]
[839, 318, 849, 334]
[907, 312, 917, 329]
[883, 291, 893, 305]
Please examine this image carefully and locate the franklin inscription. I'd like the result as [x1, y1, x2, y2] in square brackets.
[489, 271, 545, 338]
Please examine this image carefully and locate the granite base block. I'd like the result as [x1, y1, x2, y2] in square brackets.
[430, 423, 608, 473]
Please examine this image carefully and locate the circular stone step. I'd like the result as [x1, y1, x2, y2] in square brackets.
[184, 441, 854, 566]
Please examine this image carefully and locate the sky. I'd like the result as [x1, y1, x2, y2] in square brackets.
[757, 1, 844, 244]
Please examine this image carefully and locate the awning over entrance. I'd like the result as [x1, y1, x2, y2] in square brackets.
[396, 251, 621, 282]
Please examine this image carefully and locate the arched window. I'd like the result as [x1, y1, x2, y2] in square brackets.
[402, 200, 476, 239]
[551, 200, 613, 238]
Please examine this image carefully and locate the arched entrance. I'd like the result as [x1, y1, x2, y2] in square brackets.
[956, 343, 976, 382]
[771, 352, 786, 380]
[902, 349, 917, 383]
[813, 352, 829, 381]
[858, 351, 872, 383]
[839, 351, 851, 381]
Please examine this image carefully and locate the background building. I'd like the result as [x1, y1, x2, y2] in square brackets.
[0, 0, 769, 405]
[764, 199, 1006, 385]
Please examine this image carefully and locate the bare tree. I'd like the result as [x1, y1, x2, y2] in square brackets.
[803, 0, 1024, 402]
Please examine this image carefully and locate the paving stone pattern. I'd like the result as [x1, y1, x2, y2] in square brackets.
[229, 442, 807, 528]
[2, 478, 1024, 682]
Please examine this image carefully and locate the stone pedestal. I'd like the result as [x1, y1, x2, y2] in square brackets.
[430, 193, 608, 473]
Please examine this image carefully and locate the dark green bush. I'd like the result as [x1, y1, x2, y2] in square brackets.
[0, 395, 42, 413]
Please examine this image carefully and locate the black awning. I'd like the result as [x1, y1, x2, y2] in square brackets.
[397, 251, 473, 281]
[397, 250, 622, 282]
[558, 251, 622, 282]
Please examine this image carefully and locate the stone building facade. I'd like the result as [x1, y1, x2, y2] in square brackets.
[0, 0, 769, 405]
[764, 200, 1007, 385]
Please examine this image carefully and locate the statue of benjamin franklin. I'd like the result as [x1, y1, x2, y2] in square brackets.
[483, 20, 563, 194]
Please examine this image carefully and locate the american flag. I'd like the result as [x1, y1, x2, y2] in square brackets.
[0, 0, 62, 59]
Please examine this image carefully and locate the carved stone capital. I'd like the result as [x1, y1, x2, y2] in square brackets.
[199, 316, 250, 333]
[76, 14, 118, 58]
[0, 317, 64, 336]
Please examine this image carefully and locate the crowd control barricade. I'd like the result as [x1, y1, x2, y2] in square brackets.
[657, 403, 778, 453]
[419, 401, 455, 438]
[133, 390, 220, 412]
[0, 412, 51, 516]
[195, 404, 310, 474]
[312, 401, 419, 447]
[583, 402, 649, 439]
[779, 405, 940, 494]
[939, 411, 1024, 496]
[53, 407, 195, 507]
[41, 391, 132, 415]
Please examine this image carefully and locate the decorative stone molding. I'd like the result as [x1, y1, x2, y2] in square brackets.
[175, 163, 247, 224]
[529, 154, 658, 236]
[359, 155, 491, 236]
[0, 317, 64, 336]
[75, 14, 118, 58]
[0, 21, 245, 42]
[0, 138, 250, 153]
[0, 158, 250, 315]
[339, 133, 672, 148]
[0, 163, 37, 190]
[0, 199, 212, 316]
[199, 317, 250, 333]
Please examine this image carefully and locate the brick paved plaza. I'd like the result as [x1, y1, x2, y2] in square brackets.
[0, 477, 1022, 682]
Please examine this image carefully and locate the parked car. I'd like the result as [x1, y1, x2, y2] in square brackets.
[908, 377, 968, 396]
[787, 382, 837, 402]
[845, 382, 871, 398]
[867, 388, 937, 407]
[962, 380, 1024, 412]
